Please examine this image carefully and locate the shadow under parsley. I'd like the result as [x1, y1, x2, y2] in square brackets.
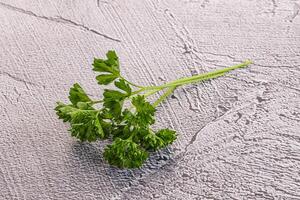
[70, 141, 177, 189]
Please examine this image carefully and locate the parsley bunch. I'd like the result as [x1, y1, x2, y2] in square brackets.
[55, 50, 252, 168]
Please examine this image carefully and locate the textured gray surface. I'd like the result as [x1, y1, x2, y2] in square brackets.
[0, 0, 300, 199]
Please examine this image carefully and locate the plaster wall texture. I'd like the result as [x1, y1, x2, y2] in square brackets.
[0, 0, 299, 199]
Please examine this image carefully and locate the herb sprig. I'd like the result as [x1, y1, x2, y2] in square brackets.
[55, 50, 252, 168]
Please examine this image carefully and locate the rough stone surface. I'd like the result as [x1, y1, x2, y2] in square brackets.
[0, 0, 300, 199]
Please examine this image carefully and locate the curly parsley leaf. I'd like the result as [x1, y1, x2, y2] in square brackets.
[115, 79, 131, 95]
[142, 132, 165, 150]
[93, 50, 120, 85]
[103, 89, 127, 100]
[132, 95, 156, 126]
[69, 83, 91, 106]
[55, 103, 107, 141]
[102, 89, 128, 119]
[69, 110, 105, 142]
[96, 74, 118, 85]
[156, 128, 177, 146]
[103, 138, 148, 168]
[55, 102, 76, 122]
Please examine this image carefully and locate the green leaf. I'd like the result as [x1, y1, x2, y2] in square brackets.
[55, 102, 108, 141]
[103, 89, 127, 101]
[94, 113, 105, 138]
[93, 59, 114, 73]
[96, 74, 118, 85]
[93, 51, 120, 85]
[100, 120, 113, 137]
[106, 50, 119, 71]
[92, 50, 120, 80]
[69, 110, 105, 141]
[69, 83, 91, 106]
[102, 89, 126, 119]
[156, 128, 177, 146]
[76, 102, 91, 110]
[132, 95, 155, 115]
[55, 102, 76, 122]
[103, 100, 122, 119]
[142, 132, 165, 150]
[115, 79, 131, 95]
[132, 95, 156, 126]
[103, 138, 148, 168]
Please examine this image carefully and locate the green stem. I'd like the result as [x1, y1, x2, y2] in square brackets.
[144, 60, 252, 90]
[149, 129, 156, 135]
[131, 88, 145, 96]
[153, 86, 177, 108]
[128, 130, 136, 140]
[89, 100, 103, 104]
[144, 89, 161, 98]
[120, 76, 144, 88]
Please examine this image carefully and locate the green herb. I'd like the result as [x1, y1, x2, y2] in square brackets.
[55, 50, 252, 168]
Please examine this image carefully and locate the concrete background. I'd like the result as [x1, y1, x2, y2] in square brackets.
[0, 0, 299, 199]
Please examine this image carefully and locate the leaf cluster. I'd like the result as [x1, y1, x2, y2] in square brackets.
[55, 51, 176, 168]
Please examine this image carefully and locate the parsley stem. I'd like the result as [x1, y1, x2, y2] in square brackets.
[153, 86, 177, 107]
[143, 60, 252, 90]
[120, 76, 144, 88]
[144, 89, 161, 97]
[89, 100, 103, 104]
[129, 60, 251, 107]
[131, 88, 146, 95]
[128, 131, 136, 140]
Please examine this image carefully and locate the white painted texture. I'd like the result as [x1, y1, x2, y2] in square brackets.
[0, 0, 299, 199]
